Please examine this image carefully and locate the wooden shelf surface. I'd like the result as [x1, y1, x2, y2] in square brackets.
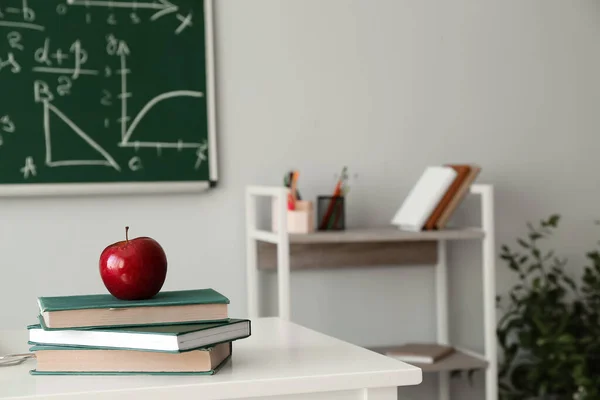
[369, 346, 489, 373]
[257, 240, 437, 270]
[285, 227, 485, 244]
[256, 227, 484, 270]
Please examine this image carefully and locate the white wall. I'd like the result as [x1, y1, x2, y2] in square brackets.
[2, 0, 600, 398]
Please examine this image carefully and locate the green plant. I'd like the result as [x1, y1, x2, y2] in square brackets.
[496, 215, 600, 400]
[572, 248, 600, 399]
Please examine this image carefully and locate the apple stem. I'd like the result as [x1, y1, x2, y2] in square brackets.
[125, 226, 129, 243]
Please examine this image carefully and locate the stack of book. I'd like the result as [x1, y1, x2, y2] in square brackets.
[391, 164, 481, 231]
[26, 288, 251, 375]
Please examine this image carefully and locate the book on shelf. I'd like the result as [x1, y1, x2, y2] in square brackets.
[29, 342, 232, 375]
[435, 164, 481, 229]
[423, 164, 472, 230]
[390, 166, 458, 232]
[37, 288, 230, 329]
[28, 318, 251, 352]
[385, 343, 455, 364]
[391, 163, 481, 232]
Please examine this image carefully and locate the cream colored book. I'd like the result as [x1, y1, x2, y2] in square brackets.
[30, 342, 232, 375]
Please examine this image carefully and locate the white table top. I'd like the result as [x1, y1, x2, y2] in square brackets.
[0, 317, 421, 400]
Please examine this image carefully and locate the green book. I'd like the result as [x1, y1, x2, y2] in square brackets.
[28, 318, 250, 352]
[29, 342, 232, 375]
[37, 288, 230, 329]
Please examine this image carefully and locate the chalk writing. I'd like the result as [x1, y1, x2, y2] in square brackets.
[69, 40, 88, 79]
[101, 90, 112, 106]
[21, 156, 36, 178]
[0, 52, 21, 73]
[128, 156, 142, 171]
[34, 38, 52, 66]
[56, 4, 68, 15]
[130, 12, 140, 24]
[1, 115, 15, 133]
[34, 80, 54, 103]
[7, 32, 24, 51]
[195, 140, 207, 169]
[175, 12, 192, 35]
[57, 76, 72, 96]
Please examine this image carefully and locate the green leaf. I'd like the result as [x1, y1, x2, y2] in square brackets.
[538, 381, 548, 397]
[519, 256, 529, 264]
[557, 333, 575, 344]
[512, 284, 524, 292]
[532, 314, 550, 335]
[517, 238, 530, 248]
[563, 275, 577, 290]
[551, 266, 563, 276]
[508, 261, 520, 272]
[543, 250, 555, 261]
[547, 214, 560, 227]
[529, 232, 543, 241]
[586, 251, 600, 263]
[528, 263, 540, 273]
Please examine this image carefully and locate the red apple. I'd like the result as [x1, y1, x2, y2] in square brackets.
[99, 227, 167, 300]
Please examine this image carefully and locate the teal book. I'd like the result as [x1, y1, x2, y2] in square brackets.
[37, 288, 230, 329]
[28, 318, 250, 352]
[29, 342, 232, 375]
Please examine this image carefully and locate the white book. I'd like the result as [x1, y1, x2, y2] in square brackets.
[391, 166, 457, 231]
[28, 319, 250, 352]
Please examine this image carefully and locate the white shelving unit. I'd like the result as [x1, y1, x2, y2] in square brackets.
[245, 184, 496, 400]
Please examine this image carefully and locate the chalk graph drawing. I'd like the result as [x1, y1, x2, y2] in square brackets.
[110, 38, 208, 169]
[118, 90, 208, 170]
[42, 100, 121, 171]
[120, 90, 204, 149]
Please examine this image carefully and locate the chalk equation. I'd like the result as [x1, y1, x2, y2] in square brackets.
[0, 114, 15, 148]
[0, 0, 209, 182]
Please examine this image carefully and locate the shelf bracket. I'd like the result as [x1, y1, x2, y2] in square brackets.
[245, 185, 291, 321]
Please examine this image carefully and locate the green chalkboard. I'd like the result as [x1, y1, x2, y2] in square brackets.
[0, 0, 217, 195]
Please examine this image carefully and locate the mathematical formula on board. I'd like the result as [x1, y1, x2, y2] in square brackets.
[0, 0, 209, 182]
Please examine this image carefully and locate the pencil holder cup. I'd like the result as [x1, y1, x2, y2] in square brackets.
[317, 195, 345, 231]
[272, 199, 315, 234]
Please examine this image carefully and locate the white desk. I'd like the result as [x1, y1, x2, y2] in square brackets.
[0, 317, 421, 400]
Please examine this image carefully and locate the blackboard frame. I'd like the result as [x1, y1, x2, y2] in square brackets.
[0, 0, 218, 197]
